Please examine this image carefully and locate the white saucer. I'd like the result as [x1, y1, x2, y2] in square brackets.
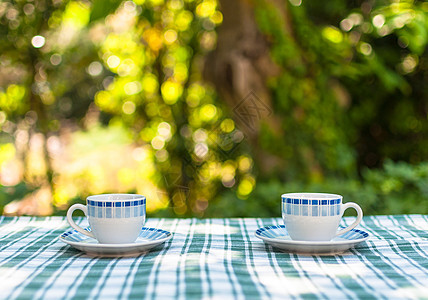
[255, 225, 369, 255]
[59, 227, 172, 257]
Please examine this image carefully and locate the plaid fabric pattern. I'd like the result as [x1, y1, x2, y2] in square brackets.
[1, 215, 428, 299]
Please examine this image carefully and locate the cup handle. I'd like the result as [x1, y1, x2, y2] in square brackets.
[66, 204, 95, 239]
[335, 202, 363, 237]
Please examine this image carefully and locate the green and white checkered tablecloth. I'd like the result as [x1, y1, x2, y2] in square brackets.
[1, 215, 428, 299]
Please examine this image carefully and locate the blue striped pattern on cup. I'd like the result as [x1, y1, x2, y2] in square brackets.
[282, 197, 341, 217]
[87, 198, 146, 218]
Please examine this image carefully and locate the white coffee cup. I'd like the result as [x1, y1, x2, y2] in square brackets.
[282, 193, 363, 241]
[66, 194, 146, 244]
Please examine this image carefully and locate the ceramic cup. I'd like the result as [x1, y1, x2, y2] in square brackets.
[281, 193, 363, 241]
[66, 194, 146, 244]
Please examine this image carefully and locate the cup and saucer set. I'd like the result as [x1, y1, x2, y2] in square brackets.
[59, 194, 172, 257]
[60, 192, 369, 257]
[255, 193, 370, 255]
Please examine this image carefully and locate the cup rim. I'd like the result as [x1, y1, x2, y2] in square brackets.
[87, 194, 145, 202]
[281, 193, 342, 200]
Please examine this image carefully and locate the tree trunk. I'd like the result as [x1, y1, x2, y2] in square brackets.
[204, 0, 288, 174]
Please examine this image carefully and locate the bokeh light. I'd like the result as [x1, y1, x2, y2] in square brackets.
[31, 36, 46, 48]
[87, 62, 103, 76]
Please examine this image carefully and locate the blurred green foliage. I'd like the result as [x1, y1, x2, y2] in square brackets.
[210, 160, 428, 217]
[0, 0, 427, 217]
[255, 0, 428, 179]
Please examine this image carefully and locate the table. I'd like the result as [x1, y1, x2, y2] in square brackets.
[1, 215, 428, 299]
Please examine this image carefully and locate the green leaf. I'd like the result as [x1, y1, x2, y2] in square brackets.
[90, 0, 123, 23]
